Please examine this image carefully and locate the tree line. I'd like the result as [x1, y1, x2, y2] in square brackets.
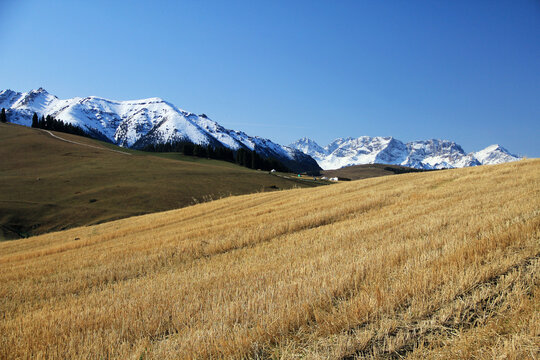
[144, 141, 236, 162]
[31, 112, 90, 138]
[143, 141, 289, 172]
[1, 109, 96, 140]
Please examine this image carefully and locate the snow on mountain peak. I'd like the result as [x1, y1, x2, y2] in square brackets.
[289, 137, 326, 157]
[290, 136, 521, 170]
[3, 87, 520, 173]
[0, 89, 23, 109]
[473, 144, 519, 165]
[482, 144, 504, 153]
[34, 87, 49, 94]
[2, 88, 321, 173]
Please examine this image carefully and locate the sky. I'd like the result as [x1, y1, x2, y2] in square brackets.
[1, 0, 539, 157]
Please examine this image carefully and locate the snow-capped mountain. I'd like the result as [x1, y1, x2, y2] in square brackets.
[0, 88, 320, 173]
[472, 144, 520, 165]
[290, 136, 521, 170]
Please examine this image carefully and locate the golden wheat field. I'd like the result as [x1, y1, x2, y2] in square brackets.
[1, 159, 539, 359]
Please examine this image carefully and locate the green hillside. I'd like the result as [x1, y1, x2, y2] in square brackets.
[0, 123, 323, 239]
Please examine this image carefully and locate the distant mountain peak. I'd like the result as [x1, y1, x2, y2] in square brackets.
[483, 144, 505, 152]
[289, 137, 326, 158]
[290, 136, 521, 170]
[473, 144, 519, 165]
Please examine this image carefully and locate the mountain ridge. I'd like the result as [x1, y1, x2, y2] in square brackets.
[290, 136, 521, 170]
[0, 88, 320, 173]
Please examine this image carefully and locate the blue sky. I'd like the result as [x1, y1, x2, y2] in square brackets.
[1, 0, 539, 156]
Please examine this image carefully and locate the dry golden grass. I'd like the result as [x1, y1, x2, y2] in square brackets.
[0, 159, 539, 359]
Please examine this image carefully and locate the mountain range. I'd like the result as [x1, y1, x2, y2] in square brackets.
[1, 88, 521, 172]
[0, 88, 320, 173]
[289, 137, 521, 170]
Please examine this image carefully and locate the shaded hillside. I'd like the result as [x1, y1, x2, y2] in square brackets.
[0, 123, 321, 239]
[0, 158, 538, 359]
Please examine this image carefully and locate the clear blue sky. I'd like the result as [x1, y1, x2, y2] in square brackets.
[1, 0, 539, 156]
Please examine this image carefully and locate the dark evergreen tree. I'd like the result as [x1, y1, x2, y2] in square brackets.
[45, 115, 53, 130]
[0, 108, 6, 123]
[244, 150, 253, 168]
[182, 143, 194, 156]
[193, 145, 208, 158]
[251, 150, 257, 169]
[236, 148, 247, 166]
[31, 113, 39, 127]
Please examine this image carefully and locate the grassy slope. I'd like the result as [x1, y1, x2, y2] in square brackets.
[321, 163, 428, 180]
[0, 158, 538, 359]
[0, 123, 321, 239]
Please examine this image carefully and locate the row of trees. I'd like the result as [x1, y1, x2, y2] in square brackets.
[143, 140, 289, 172]
[143, 141, 236, 162]
[31, 112, 89, 137]
[235, 148, 289, 172]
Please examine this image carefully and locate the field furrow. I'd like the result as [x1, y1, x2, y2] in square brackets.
[0, 159, 538, 359]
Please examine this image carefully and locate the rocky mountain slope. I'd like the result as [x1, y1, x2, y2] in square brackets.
[0, 88, 320, 173]
[290, 136, 521, 170]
